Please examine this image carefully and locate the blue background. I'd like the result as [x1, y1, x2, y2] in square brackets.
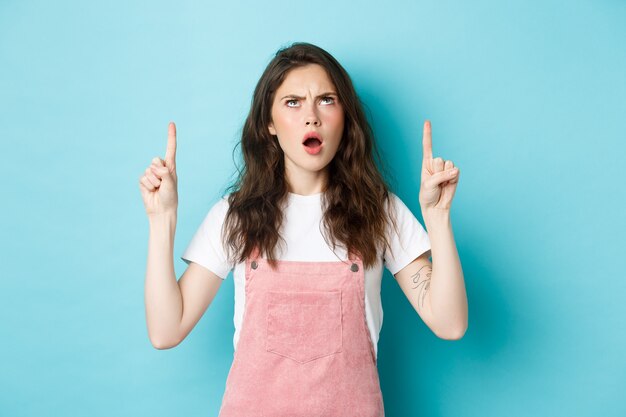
[1, 0, 624, 416]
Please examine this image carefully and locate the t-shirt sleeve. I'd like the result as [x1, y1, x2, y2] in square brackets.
[180, 197, 233, 279]
[383, 193, 431, 276]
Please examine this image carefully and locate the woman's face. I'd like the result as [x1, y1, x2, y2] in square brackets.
[268, 64, 345, 192]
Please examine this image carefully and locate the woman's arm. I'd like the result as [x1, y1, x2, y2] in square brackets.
[144, 212, 183, 349]
[144, 210, 225, 351]
[140, 122, 223, 349]
[422, 209, 467, 338]
[393, 120, 467, 339]
[393, 210, 467, 339]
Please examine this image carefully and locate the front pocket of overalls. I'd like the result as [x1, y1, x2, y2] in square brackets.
[266, 290, 343, 364]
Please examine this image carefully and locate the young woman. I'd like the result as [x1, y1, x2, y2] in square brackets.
[139, 42, 467, 417]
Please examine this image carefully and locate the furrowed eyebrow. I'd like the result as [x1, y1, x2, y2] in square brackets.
[280, 92, 338, 100]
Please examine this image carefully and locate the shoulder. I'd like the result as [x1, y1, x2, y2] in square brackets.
[206, 193, 230, 218]
[387, 192, 429, 248]
[382, 191, 430, 273]
[386, 192, 408, 209]
[181, 194, 234, 278]
[212, 194, 230, 213]
[385, 192, 415, 223]
[194, 194, 231, 233]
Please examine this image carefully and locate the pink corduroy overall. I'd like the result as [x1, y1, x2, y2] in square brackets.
[217, 248, 385, 417]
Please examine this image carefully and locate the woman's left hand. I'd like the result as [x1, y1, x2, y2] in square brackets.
[418, 120, 460, 211]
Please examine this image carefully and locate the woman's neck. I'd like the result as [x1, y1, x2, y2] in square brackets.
[288, 185, 325, 196]
[286, 169, 328, 196]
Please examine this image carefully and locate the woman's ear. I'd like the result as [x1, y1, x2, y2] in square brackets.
[268, 123, 276, 135]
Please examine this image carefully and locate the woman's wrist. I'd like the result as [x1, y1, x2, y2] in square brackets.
[148, 210, 177, 234]
[421, 208, 451, 230]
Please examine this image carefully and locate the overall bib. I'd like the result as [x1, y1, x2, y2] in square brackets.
[217, 249, 385, 417]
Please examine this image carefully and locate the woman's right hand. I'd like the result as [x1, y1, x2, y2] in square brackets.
[139, 122, 179, 217]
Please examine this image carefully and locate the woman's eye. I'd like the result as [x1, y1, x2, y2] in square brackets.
[320, 96, 335, 105]
[286, 99, 299, 107]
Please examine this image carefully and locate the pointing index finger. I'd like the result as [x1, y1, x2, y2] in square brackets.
[422, 120, 433, 161]
[165, 121, 177, 166]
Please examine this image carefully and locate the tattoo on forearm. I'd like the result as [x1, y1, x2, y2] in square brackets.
[411, 265, 432, 311]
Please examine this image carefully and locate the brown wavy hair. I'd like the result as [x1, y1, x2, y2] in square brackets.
[222, 42, 399, 269]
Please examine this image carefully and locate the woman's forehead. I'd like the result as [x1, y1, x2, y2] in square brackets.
[276, 64, 336, 95]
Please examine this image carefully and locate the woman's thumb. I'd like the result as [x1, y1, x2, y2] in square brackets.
[151, 165, 173, 183]
[425, 169, 458, 189]
[152, 157, 166, 167]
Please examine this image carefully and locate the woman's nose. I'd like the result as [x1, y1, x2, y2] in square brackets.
[304, 106, 320, 126]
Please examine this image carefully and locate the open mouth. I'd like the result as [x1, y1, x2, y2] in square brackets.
[303, 137, 322, 148]
[302, 132, 323, 155]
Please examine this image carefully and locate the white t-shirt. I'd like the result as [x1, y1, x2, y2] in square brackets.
[181, 191, 431, 359]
